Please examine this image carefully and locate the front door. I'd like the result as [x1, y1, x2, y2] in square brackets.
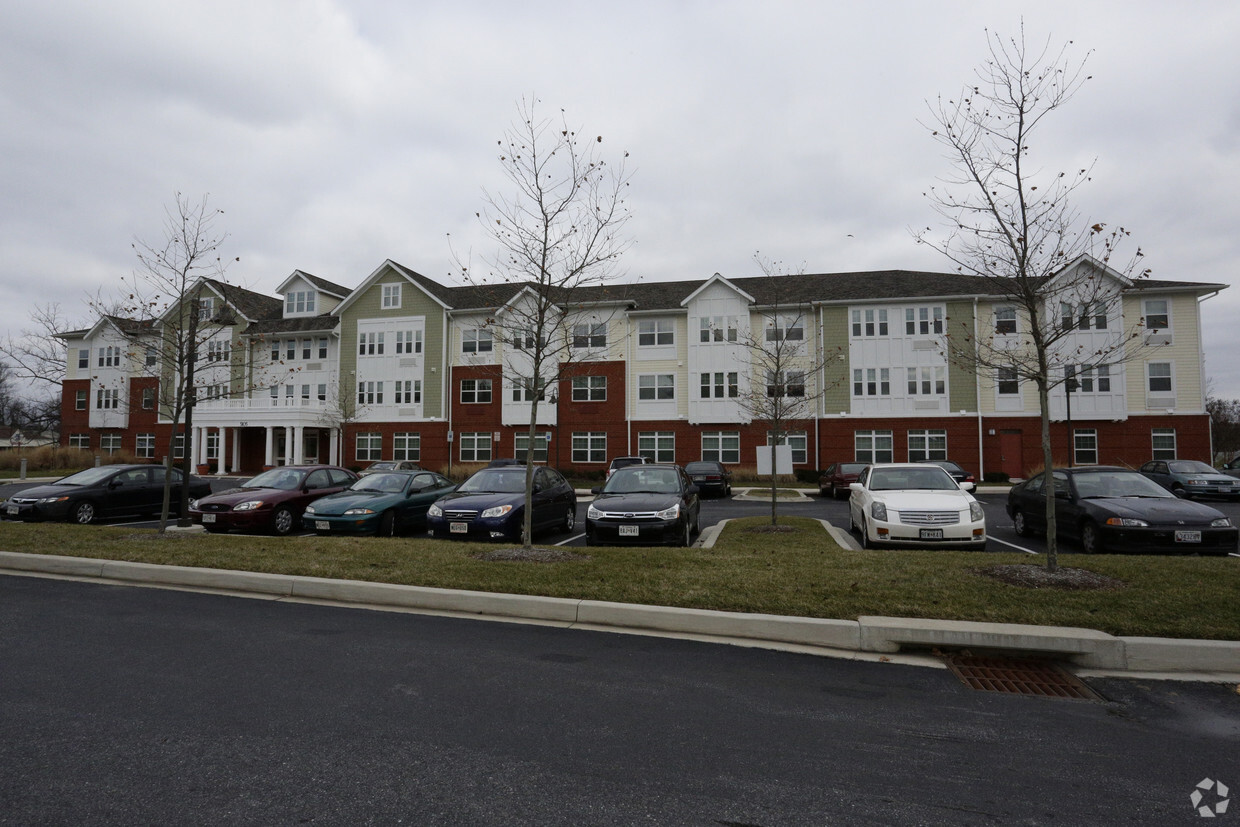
[304, 431, 319, 465]
[999, 430, 1024, 480]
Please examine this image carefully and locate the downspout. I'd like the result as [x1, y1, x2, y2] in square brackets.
[626, 313, 633, 455]
[815, 303, 824, 470]
[974, 297, 984, 480]
[444, 308, 452, 476]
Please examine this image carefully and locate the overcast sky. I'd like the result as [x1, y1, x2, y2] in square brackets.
[4, 1, 1239, 397]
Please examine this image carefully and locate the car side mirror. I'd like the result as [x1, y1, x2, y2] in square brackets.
[958, 481, 969, 490]
[849, 482, 863, 492]
[590, 486, 602, 495]
[687, 484, 699, 496]
[1054, 488, 1071, 500]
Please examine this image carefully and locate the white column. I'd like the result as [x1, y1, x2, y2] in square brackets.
[231, 428, 241, 473]
[284, 426, 294, 465]
[264, 426, 275, 467]
[293, 425, 304, 464]
[215, 427, 226, 475]
[329, 428, 339, 466]
[190, 427, 201, 467]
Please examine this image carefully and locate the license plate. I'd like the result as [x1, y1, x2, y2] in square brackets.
[202, 514, 215, 523]
[450, 522, 469, 534]
[5, 505, 16, 515]
[316, 521, 330, 530]
[919, 528, 944, 540]
[619, 525, 640, 537]
[1175, 530, 1202, 543]
[692, 476, 705, 482]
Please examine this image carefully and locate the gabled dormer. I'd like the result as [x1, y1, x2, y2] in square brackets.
[276, 270, 350, 318]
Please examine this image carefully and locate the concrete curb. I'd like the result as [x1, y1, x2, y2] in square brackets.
[2, 550, 1237, 679]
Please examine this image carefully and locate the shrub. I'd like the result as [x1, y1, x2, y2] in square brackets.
[983, 470, 1010, 483]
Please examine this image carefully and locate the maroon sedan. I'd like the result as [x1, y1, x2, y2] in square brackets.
[818, 462, 868, 499]
[190, 465, 358, 535]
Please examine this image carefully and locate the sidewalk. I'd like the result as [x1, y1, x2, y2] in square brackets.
[2, 549, 1236, 683]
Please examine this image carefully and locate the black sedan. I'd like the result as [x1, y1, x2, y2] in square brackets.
[1006, 466, 1237, 555]
[915, 459, 975, 492]
[586, 464, 700, 546]
[427, 465, 576, 542]
[684, 460, 732, 497]
[2, 464, 211, 524]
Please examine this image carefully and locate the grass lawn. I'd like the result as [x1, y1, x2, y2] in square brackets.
[1, 516, 1236, 640]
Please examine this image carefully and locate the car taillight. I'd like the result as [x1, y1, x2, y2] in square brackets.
[706, 475, 720, 481]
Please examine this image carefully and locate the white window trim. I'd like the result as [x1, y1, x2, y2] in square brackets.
[381, 283, 402, 310]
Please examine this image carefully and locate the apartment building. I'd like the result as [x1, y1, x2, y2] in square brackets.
[57, 257, 1224, 479]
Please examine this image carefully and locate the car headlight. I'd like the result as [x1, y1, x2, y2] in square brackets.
[1211, 517, 1232, 527]
[870, 501, 887, 521]
[38, 496, 70, 504]
[587, 504, 602, 520]
[481, 504, 513, 519]
[344, 508, 375, 516]
[969, 502, 984, 522]
[657, 503, 680, 520]
[1105, 517, 1149, 527]
[1187, 479, 1209, 485]
[304, 505, 315, 514]
[428, 503, 443, 517]
[232, 500, 265, 511]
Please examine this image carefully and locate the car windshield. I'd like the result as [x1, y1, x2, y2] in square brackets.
[244, 468, 307, 490]
[1074, 471, 1172, 498]
[350, 473, 409, 493]
[839, 463, 868, 474]
[457, 468, 527, 494]
[684, 462, 719, 474]
[55, 466, 121, 486]
[869, 467, 958, 491]
[604, 467, 681, 494]
[368, 462, 396, 471]
[1168, 460, 1217, 475]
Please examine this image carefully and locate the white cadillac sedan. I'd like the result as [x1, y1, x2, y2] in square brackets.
[848, 463, 987, 551]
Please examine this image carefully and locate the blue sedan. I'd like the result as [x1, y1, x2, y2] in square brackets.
[427, 465, 576, 542]
[303, 471, 456, 536]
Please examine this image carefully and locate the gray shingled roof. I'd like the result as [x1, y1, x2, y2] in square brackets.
[206, 278, 283, 321]
[298, 272, 351, 297]
[244, 315, 340, 335]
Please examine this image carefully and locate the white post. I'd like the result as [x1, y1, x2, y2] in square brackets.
[284, 426, 294, 466]
[190, 427, 201, 467]
[329, 428, 339, 466]
[264, 426, 275, 468]
[293, 425, 304, 464]
[231, 428, 241, 473]
[215, 427, 226, 475]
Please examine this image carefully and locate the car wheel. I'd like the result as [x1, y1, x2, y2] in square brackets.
[1012, 510, 1031, 538]
[679, 520, 691, 547]
[271, 506, 295, 536]
[1172, 485, 1189, 499]
[859, 517, 873, 549]
[377, 511, 396, 537]
[71, 501, 96, 525]
[724, 483, 731, 497]
[691, 509, 700, 536]
[562, 507, 575, 533]
[1081, 521, 1102, 554]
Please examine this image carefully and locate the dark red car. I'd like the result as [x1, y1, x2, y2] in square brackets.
[189, 465, 358, 535]
[818, 462, 868, 499]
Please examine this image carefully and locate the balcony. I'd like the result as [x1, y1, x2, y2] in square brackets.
[192, 397, 331, 427]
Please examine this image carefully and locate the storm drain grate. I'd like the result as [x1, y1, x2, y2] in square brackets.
[944, 655, 1103, 701]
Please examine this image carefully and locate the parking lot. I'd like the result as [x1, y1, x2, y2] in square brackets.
[4, 475, 1239, 557]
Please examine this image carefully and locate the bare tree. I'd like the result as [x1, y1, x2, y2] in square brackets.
[733, 255, 840, 525]
[916, 26, 1149, 571]
[455, 97, 633, 547]
[1207, 396, 1240, 465]
[316, 378, 366, 470]
[0, 304, 74, 390]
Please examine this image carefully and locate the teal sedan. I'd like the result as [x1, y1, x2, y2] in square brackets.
[303, 471, 456, 536]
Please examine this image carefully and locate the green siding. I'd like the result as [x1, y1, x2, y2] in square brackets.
[821, 306, 850, 412]
[946, 300, 978, 411]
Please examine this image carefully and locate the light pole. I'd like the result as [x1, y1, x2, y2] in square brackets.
[1064, 373, 1079, 468]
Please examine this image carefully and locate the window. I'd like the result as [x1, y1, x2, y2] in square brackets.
[462, 328, 493, 354]
[766, 316, 805, 342]
[205, 433, 219, 460]
[300, 384, 311, 401]
[852, 368, 890, 396]
[198, 298, 215, 321]
[907, 429, 947, 462]
[145, 346, 157, 368]
[906, 366, 946, 396]
[285, 384, 295, 404]
[638, 319, 674, 347]
[95, 388, 119, 410]
[381, 283, 402, 309]
[852, 309, 889, 337]
[855, 430, 893, 463]
[271, 340, 281, 362]
[1060, 301, 1108, 331]
[395, 380, 421, 404]
[396, 330, 422, 354]
[638, 431, 675, 463]
[997, 368, 1019, 395]
[100, 434, 122, 455]
[136, 433, 155, 459]
[570, 432, 606, 464]
[285, 291, 316, 314]
[700, 372, 739, 399]
[1147, 362, 1173, 393]
[702, 432, 740, 464]
[905, 306, 943, 335]
[765, 370, 806, 398]
[511, 377, 545, 402]
[459, 432, 492, 462]
[206, 340, 231, 363]
[357, 381, 384, 405]
[1151, 428, 1176, 460]
[461, 378, 492, 404]
[97, 346, 120, 368]
[75, 389, 87, 410]
[638, 374, 675, 401]
[571, 376, 606, 401]
[142, 387, 155, 409]
[1066, 364, 1111, 394]
[572, 322, 607, 349]
[699, 316, 738, 343]
[1143, 299, 1169, 331]
[69, 434, 90, 450]
[510, 328, 538, 350]
[317, 384, 327, 402]
[77, 349, 89, 369]
[318, 338, 329, 359]
[358, 332, 385, 356]
[286, 340, 296, 361]
[172, 434, 185, 459]
[767, 431, 808, 464]
[515, 433, 549, 463]
[1074, 429, 1098, 465]
[394, 432, 421, 461]
[356, 432, 382, 461]
[994, 306, 1017, 335]
[301, 339, 311, 360]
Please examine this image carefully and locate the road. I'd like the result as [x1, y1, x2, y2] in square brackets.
[1, 574, 1236, 825]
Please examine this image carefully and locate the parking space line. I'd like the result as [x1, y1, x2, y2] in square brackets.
[555, 533, 585, 546]
[988, 536, 1039, 555]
